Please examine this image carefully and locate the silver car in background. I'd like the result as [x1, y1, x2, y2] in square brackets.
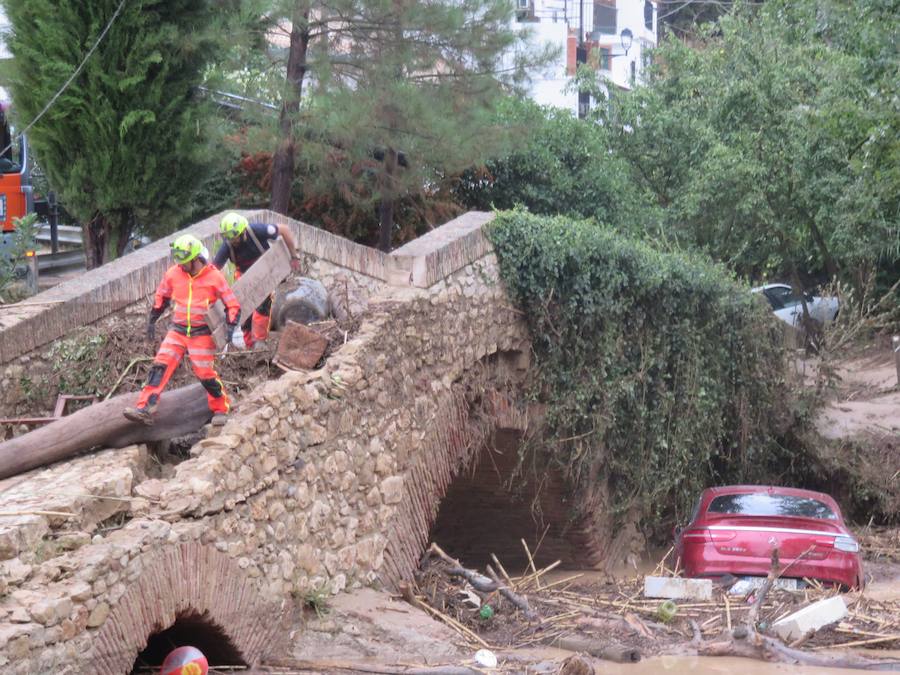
[751, 283, 839, 328]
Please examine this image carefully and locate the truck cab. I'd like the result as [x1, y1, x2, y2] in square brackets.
[0, 102, 33, 242]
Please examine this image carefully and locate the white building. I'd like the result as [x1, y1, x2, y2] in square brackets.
[0, 6, 9, 60]
[516, 0, 657, 116]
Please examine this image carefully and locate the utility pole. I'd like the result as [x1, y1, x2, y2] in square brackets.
[576, 0, 589, 117]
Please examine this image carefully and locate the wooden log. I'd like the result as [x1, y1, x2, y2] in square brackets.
[208, 237, 292, 348]
[696, 630, 900, 671]
[0, 384, 211, 480]
[273, 277, 330, 329]
[554, 635, 642, 663]
[426, 543, 539, 620]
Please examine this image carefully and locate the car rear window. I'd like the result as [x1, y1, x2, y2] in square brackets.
[707, 494, 837, 520]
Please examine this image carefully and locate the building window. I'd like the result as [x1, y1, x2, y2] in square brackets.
[630, 60, 636, 84]
[598, 46, 612, 71]
[593, 2, 617, 35]
[578, 91, 591, 119]
[515, 0, 534, 22]
[587, 46, 612, 71]
[644, 1, 654, 30]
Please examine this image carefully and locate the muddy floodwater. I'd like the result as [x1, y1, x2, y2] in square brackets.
[600, 655, 875, 674]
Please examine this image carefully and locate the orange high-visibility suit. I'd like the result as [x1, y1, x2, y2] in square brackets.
[137, 263, 240, 414]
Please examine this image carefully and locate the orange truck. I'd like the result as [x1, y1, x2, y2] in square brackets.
[0, 103, 33, 241]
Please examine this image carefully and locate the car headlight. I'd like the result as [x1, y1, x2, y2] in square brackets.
[834, 536, 859, 553]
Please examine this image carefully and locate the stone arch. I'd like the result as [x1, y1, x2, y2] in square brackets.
[381, 346, 606, 585]
[430, 425, 607, 569]
[91, 541, 282, 674]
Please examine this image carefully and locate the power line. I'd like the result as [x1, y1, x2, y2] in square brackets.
[1, 0, 128, 159]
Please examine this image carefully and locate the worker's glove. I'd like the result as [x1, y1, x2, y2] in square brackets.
[225, 320, 238, 345]
[146, 308, 163, 342]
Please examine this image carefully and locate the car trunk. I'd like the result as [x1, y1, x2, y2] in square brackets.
[705, 516, 843, 561]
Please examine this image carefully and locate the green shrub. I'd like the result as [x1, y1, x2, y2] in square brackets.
[488, 210, 799, 528]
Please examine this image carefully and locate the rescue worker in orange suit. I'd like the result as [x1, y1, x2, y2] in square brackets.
[213, 212, 301, 349]
[123, 234, 240, 427]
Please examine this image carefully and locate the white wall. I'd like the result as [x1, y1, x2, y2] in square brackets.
[517, 0, 656, 115]
[0, 6, 9, 60]
[524, 21, 578, 112]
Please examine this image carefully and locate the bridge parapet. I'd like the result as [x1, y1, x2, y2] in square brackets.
[0, 210, 495, 419]
[0, 212, 541, 673]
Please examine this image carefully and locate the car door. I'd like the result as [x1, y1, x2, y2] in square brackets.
[765, 286, 803, 327]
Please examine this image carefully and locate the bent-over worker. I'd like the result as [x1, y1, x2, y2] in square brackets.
[213, 212, 301, 349]
[123, 234, 240, 427]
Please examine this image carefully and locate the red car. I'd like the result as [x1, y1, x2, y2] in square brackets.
[675, 485, 863, 590]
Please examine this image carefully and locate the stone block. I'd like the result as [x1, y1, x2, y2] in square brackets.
[380, 476, 404, 505]
[643, 576, 713, 601]
[85, 602, 109, 628]
[771, 596, 847, 642]
[273, 321, 328, 371]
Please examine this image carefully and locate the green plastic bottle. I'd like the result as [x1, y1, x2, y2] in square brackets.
[657, 599, 678, 623]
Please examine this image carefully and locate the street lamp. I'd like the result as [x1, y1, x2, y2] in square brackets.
[619, 28, 633, 55]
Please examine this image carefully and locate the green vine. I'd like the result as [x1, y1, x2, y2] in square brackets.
[45, 334, 108, 396]
[488, 210, 798, 528]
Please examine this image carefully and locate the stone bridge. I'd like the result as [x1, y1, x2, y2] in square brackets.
[0, 211, 616, 673]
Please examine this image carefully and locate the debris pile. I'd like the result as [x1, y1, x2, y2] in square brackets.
[401, 542, 900, 672]
[858, 526, 900, 564]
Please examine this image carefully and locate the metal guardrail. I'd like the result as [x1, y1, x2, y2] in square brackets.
[36, 248, 84, 272]
[37, 224, 82, 247]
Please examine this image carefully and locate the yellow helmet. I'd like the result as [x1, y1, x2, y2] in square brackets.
[171, 234, 203, 264]
[220, 212, 249, 240]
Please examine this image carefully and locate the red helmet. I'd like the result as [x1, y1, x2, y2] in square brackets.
[160, 646, 209, 675]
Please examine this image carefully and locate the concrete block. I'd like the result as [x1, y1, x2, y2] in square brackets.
[729, 576, 801, 595]
[643, 576, 713, 601]
[772, 596, 847, 641]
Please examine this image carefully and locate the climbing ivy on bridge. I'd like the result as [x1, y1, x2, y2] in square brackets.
[488, 210, 803, 529]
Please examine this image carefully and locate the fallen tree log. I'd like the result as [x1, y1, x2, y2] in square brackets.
[553, 635, 641, 663]
[684, 548, 900, 671]
[0, 384, 211, 480]
[426, 542, 539, 621]
[695, 630, 900, 671]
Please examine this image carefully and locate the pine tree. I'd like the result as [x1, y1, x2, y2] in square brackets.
[305, 0, 554, 250]
[3, 0, 221, 267]
[247, 0, 552, 249]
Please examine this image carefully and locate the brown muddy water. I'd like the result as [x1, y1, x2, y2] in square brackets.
[598, 655, 878, 674]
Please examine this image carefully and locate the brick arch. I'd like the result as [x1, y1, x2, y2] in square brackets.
[91, 541, 282, 674]
[380, 344, 611, 585]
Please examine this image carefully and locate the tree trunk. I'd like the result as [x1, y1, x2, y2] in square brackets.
[82, 212, 111, 270]
[0, 384, 212, 480]
[378, 147, 398, 252]
[270, 1, 311, 215]
[809, 222, 840, 280]
[114, 209, 134, 258]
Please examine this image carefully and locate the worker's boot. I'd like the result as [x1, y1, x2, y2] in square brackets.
[123, 406, 154, 426]
[210, 412, 228, 427]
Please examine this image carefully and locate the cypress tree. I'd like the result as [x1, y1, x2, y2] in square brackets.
[3, 0, 220, 267]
